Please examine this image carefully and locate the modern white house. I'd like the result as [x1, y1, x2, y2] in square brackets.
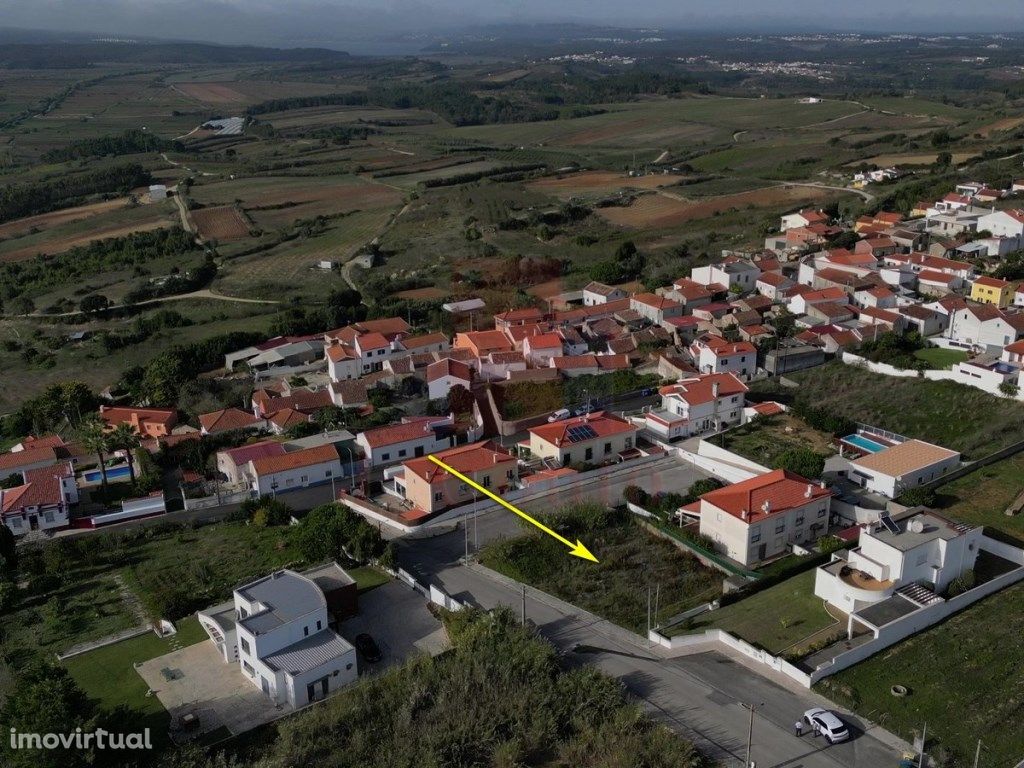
[198, 566, 358, 709]
[815, 510, 982, 614]
[840, 439, 960, 499]
[697, 470, 833, 566]
[644, 373, 748, 441]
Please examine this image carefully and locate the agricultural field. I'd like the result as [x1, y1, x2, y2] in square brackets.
[191, 204, 251, 241]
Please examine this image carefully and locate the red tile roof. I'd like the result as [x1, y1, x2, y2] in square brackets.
[403, 442, 515, 483]
[0, 446, 58, 472]
[250, 444, 339, 475]
[221, 440, 287, 468]
[551, 354, 599, 370]
[200, 408, 261, 434]
[631, 293, 681, 311]
[528, 412, 637, 446]
[426, 358, 473, 383]
[975, 275, 1011, 289]
[700, 469, 831, 522]
[359, 418, 447, 449]
[658, 373, 748, 406]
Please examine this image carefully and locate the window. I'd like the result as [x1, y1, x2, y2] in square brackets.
[325, 470, 332, 477]
[817, 509, 827, 518]
[506, 469, 515, 480]
[242, 661, 254, 675]
[300, 475, 308, 483]
[751, 531, 761, 543]
[775, 522, 785, 534]
[625, 437, 633, 449]
[304, 626, 309, 637]
[382, 452, 390, 461]
[482, 475, 492, 488]
[585, 447, 593, 461]
[399, 449, 407, 457]
[795, 516, 804, 526]
[604, 442, 612, 454]
[377, 349, 385, 356]
[317, 620, 322, 630]
[433, 491, 443, 502]
[240, 638, 251, 655]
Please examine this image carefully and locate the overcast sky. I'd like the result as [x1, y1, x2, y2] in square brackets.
[2, 0, 1024, 48]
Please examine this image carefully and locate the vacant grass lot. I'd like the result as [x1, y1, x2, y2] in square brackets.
[481, 504, 721, 634]
[721, 413, 835, 468]
[933, 454, 1024, 543]
[913, 347, 969, 369]
[818, 580, 1024, 767]
[755, 361, 1024, 458]
[674, 570, 839, 655]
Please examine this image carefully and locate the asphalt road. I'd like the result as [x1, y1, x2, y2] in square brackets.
[396, 456, 905, 768]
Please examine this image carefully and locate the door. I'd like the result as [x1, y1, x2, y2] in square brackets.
[414, 446, 424, 457]
[320, 678, 329, 696]
[757, 544, 766, 561]
[28, 515, 38, 531]
[306, 682, 315, 702]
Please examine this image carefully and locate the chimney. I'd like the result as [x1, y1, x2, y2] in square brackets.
[741, 509, 748, 521]
[761, 500, 771, 515]
[819, 480, 827, 489]
[805, 483, 813, 498]
[712, 381, 720, 398]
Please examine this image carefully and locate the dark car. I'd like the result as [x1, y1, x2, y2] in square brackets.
[354, 633, 382, 663]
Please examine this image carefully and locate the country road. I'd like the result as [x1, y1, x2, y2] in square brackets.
[3, 289, 279, 319]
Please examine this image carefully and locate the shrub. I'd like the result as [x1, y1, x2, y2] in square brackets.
[773, 447, 826, 479]
[897, 486, 937, 507]
[622, 484, 650, 507]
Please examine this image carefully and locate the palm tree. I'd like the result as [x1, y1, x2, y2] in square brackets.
[79, 418, 111, 495]
[107, 423, 141, 485]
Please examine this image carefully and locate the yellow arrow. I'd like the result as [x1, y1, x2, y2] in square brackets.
[426, 454, 599, 563]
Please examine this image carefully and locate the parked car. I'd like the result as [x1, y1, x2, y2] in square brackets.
[548, 408, 571, 422]
[354, 633, 382, 663]
[572, 402, 596, 417]
[803, 708, 850, 744]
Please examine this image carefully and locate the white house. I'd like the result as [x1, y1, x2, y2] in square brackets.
[689, 336, 757, 380]
[198, 567, 358, 708]
[630, 293, 684, 325]
[644, 373, 748, 441]
[355, 415, 459, 467]
[780, 208, 829, 232]
[426, 358, 473, 401]
[522, 332, 565, 366]
[1, 462, 78, 536]
[691, 260, 760, 291]
[582, 281, 627, 306]
[698, 470, 833, 566]
[948, 304, 1024, 351]
[248, 444, 343, 496]
[815, 510, 982, 614]
[844, 439, 960, 499]
[978, 208, 1024, 239]
[756, 271, 795, 301]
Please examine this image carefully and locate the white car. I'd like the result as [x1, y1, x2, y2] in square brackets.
[803, 708, 850, 744]
[547, 408, 571, 423]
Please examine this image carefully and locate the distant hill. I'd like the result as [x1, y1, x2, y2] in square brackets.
[0, 40, 351, 68]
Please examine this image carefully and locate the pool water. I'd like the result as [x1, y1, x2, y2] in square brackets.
[83, 465, 132, 483]
[843, 434, 885, 454]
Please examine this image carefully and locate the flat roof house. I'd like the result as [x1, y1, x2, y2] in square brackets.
[815, 510, 981, 615]
[845, 439, 960, 499]
[525, 412, 638, 467]
[197, 566, 358, 709]
[698, 470, 832, 566]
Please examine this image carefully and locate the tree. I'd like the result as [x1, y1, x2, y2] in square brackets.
[78, 418, 110, 494]
[773, 447, 826, 479]
[78, 294, 110, 315]
[446, 384, 475, 415]
[0, 661, 97, 768]
[105, 422, 141, 484]
[0, 524, 16, 574]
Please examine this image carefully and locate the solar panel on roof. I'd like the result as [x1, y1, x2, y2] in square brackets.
[879, 514, 901, 535]
[566, 424, 598, 443]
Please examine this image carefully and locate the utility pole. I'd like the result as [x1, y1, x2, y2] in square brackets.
[464, 518, 469, 564]
[745, 703, 755, 768]
[473, 491, 479, 550]
[973, 739, 982, 768]
[646, 585, 652, 637]
[521, 585, 527, 625]
[918, 722, 927, 768]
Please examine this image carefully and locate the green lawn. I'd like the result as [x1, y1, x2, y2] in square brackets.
[348, 565, 391, 593]
[933, 454, 1024, 543]
[62, 616, 208, 750]
[752, 361, 1024, 458]
[480, 504, 721, 634]
[818, 580, 1024, 767]
[720, 412, 836, 469]
[913, 347, 968, 370]
[675, 570, 839, 655]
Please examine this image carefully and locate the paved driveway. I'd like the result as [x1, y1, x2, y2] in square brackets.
[136, 641, 281, 738]
[338, 581, 448, 675]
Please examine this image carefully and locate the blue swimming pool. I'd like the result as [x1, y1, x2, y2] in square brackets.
[843, 434, 886, 454]
[83, 465, 132, 483]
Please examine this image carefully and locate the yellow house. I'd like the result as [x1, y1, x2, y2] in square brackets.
[970, 276, 1014, 308]
[525, 412, 639, 467]
[392, 442, 518, 515]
